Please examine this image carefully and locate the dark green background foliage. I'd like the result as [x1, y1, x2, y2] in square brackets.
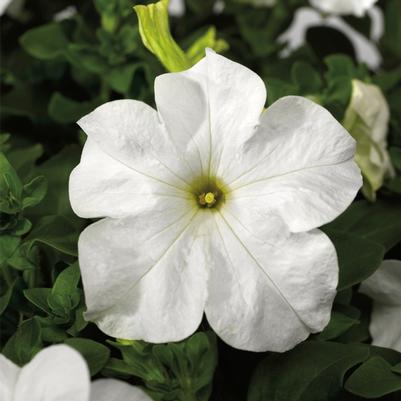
[1, 0, 401, 400]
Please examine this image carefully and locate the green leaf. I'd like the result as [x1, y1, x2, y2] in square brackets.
[30, 145, 82, 220]
[0, 235, 20, 266]
[47, 262, 81, 314]
[22, 176, 47, 209]
[48, 93, 100, 124]
[390, 147, 401, 171]
[0, 152, 22, 214]
[291, 61, 322, 94]
[248, 342, 369, 401]
[24, 288, 52, 314]
[19, 23, 69, 60]
[316, 307, 360, 341]
[109, 331, 218, 401]
[325, 200, 401, 251]
[186, 26, 229, 65]
[0, 278, 16, 315]
[2, 318, 42, 365]
[323, 230, 385, 290]
[65, 338, 110, 376]
[345, 357, 401, 398]
[26, 215, 79, 256]
[392, 362, 401, 375]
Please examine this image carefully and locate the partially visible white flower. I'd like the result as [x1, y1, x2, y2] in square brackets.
[343, 79, 394, 200]
[279, 7, 382, 70]
[0, 345, 152, 401]
[359, 260, 401, 353]
[54, 5, 77, 22]
[70, 50, 362, 352]
[0, 0, 12, 15]
[310, 0, 378, 17]
[168, 0, 185, 17]
[0, 345, 90, 401]
[90, 379, 152, 401]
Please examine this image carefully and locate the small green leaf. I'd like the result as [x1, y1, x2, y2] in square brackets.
[0, 235, 20, 266]
[22, 176, 47, 209]
[0, 152, 23, 214]
[2, 318, 42, 365]
[20, 23, 69, 60]
[0, 278, 16, 315]
[48, 263, 81, 313]
[345, 357, 401, 398]
[24, 288, 52, 314]
[186, 26, 229, 65]
[65, 338, 110, 376]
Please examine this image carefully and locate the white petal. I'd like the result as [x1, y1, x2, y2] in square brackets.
[14, 345, 90, 401]
[155, 49, 266, 179]
[359, 260, 401, 352]
[360, 260, 401, 306]
[369, 305, 401, 353]
[79, 210, 208, 342]
[91, 379, 152, 401]
[310, 0, 378, 16]
[0, 354, 20, 401]
[69, 139, 191, 219]
[205, 210, 338, 352]
[77, 99, 192, 191]
[225, 96, 361, 232]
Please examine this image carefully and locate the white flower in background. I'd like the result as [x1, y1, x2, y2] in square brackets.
[69, 50, 361, 352]
[310, 0, 378, 17]
[168, 0, 185, 17]
[359, 260, 401, 353]
[0, 345, 152, 401]
[0, 0, 12, 15]
[279, 7, 382, 70]
[343, 79, 394, 200]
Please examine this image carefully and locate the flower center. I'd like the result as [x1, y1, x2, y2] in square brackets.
[190, 176, 226, 209]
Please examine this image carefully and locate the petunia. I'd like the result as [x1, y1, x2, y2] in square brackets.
[0, 345, 152, 401]
[359, 260, 401, 353]
[69, 49, 361, 352]
[309, 0, 378, 17]
[343, 79, 394, 200]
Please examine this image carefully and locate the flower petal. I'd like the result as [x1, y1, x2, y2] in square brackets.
[154, 49, 266, 178]
[359, 260, 401, 352]
[79, 210, 208, 342]
[69, 139, 191, 219]
[360, 260, 401, 306]
[0, 355, 19, 401]
[77, 99, 192, 191]
[310, 0, 377, 17]
[225, 96, 361, 232]
[14, 345, 90, 401]
[90, 379, 152, 401]
[205, 211, 337, 352]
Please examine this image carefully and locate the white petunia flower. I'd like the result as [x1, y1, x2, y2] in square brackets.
[278, 7, 382, 70]
[0, 345, 152, 401]
[69, 50, 362, 352]
[359, 260, 401, 353]
[343, 79, 394, 200]
[310, 0, 378, 17]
